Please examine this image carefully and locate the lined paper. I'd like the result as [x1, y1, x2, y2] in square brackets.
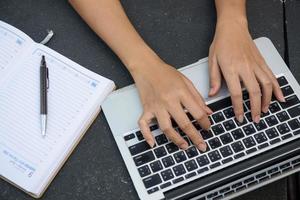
[0, 48, 101, 187]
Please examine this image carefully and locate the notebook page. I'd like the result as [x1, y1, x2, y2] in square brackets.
[0, 45, 114, 194]
[0, 21, 33, 86]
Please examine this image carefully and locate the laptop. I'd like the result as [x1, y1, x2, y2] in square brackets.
[102, 37, 300, 200]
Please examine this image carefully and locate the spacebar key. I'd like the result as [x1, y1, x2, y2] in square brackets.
[208, 96, 232, 112]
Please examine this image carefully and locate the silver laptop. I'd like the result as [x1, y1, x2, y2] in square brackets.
[102, 37, 300, 200]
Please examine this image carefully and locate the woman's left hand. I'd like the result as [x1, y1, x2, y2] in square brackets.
[208, 19, 285, 123]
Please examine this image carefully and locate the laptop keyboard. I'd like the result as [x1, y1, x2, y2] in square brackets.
[123, 75, 300, 194]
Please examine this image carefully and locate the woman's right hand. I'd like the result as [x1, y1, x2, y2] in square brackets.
[130, 58, 212, 152]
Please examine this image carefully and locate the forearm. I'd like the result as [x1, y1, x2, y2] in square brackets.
[215, 0, 247, 25]
[69, 0, 160, 72]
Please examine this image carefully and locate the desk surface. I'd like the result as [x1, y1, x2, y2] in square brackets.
[0, 0, 290, 200]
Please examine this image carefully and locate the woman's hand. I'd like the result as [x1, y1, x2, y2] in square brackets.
[208, 18, 285, 123]
[130, 59, 212, 151]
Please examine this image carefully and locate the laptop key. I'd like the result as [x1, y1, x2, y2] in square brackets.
[162, 156, 175, 168]
[155, 134, 168, 145]
[138, 165, 151, 177]
[254, 119, 267, 131]
[276, 111, 290, 122]
[245, 112, 253, 122]
[282, 133, 293, 140]
[277, 123, 290, 134]
[280, 95, 300, 109]
[220, 133, 233, 144]
[258, 143, 269, 149]
[270, 138, 281, 144]
[173, 151, 187, 163]
[208, 97, 232, 112]
[208, 150, 222, 162]
[232, 128, 245, 140]
[211, 124, 225, 135]
[231, 141, 245, 153]
[281, 85, 294, 96]
[287, 105, 300, 118]
[254, 132, 268, 144]
[234, 152, 245, 159]
[166, 142, 179, 154]
[208, 137, 222, 149]
[172, 177, 184, 184]
[129, 141, 151, 156]
[200, 130, 214, 140]
[265, 115, 279, 126]
[136, 131, 144, 141]
[219, 145, 233, 158]
[150, 160, 163, 173]
[154, 146, 167, 158]
[294, 129, 300, 135]
[185, 171, 197, 179]
[212, 112, 226, 123]
[124, 133, 135, 141]
[210, 162, 221, 169]
[265, 127, 279, 139]
[173, 164, 186, 176]
[222, 157, 233, 164]
[196, 155, 210, 167]
[224, 107, 235, 118]
[288, 119, 300, 130]
[269, 102, 281, 113]
[256, 172, 267, 179]
[143, 174, 162, 189]
[235, 117, 248, 126]
[277, 76, 288, 86]
[242, 136, 256, 148]
[161, 169, 174, 181]
[223, 119, 236, 131]
[186, 146, 199, 158]
[134, 151, 155, 166]
[160, 182, 171, 189]
[243, 124, 256, 135]
[197, 167, 209, 174]
[246, 147, 257, 154]
[147, 187, 159, 194]
[185, 160, 198, 172]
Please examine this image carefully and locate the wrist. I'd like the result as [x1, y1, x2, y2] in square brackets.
[123, 45, 164, 76]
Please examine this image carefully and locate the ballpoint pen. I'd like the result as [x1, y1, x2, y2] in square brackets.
[40, 55, 49, 137]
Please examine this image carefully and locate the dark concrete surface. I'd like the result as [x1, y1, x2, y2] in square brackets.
[0, 0, 290, 199]
[285, 1, 300, 200]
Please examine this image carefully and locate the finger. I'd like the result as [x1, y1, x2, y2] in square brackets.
[182, 76, 213, 114]
[251, 42, 285, 102]
[156, 110, 188, 149]
[181, 94, 211, 130]
[254, 67, 272, 113]
[138, 112, 155, 147]
[261, 64, 285, 102]
[208, 54, 222, 96]
[241, 71, 262, 123]
[222, 71, 244, 123]
[169, 103, 207, 151]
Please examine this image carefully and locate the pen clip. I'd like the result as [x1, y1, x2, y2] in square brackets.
[46, 67, 49, 89]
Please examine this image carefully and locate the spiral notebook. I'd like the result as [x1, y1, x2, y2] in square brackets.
[0, 21, 115, 198]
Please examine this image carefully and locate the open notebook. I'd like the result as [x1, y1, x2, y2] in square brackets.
[0, 21, 115, 198]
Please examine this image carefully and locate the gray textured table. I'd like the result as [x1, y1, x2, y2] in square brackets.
[286, 1, 300, 200]
[0, 0, 289, 200]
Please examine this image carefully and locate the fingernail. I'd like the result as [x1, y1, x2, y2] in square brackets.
[197, 143, 207, 152]
[147, 139, 155, 148]
[262, 106, 268, 113]
[180, 143, 188, 150]
[254, 115, 260, 123]
[237, 115, 244, 123]
[280, 96, 286, 102]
